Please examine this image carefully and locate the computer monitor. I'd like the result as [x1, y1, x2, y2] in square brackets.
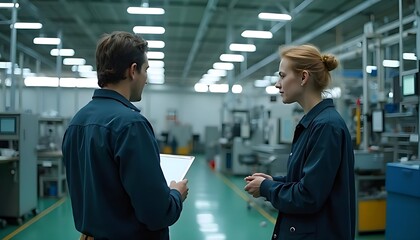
[401, 70, 419, 102]
[0, 117, 17, 135]
[372, 110, 384, 133]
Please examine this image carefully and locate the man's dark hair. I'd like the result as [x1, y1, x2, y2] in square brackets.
[96, 31, 148, 87]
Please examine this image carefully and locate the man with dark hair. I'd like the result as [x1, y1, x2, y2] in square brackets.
[62, 31, 189, 240]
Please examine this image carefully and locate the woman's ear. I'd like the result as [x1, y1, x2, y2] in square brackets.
[301, 70, 309, 86]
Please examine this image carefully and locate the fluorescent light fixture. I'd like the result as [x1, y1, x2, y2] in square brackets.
[382, 60, 399, 68]
[50, 49, 75, 57]
[147, 40, 165, 48]
[365, 65, 377, 74]
[133, 26, 165, 34]
[33, 37, 61, 45]
[148, 76, 165, 84]
[220, 54, 244, 62]
[229, 43, 256, 52]
[199, 78, 218, 85]
[79, 71, 97, 78]
[403, 53, 417, 60]
[263, 75, 279, 84]
[148, 73, 165, 79]
[25, 77, 99, 88]
[148, 60, 165, 68]
[213, 62, 234, 70]
[147, 51, 165, 59]
[209, 84, 229, 93]
[207, 69, 227, 77]
[202, 74, 220, 82]
[241, 30, 273, 39]
[148, 68, 165, 74]
[13, 22, 42, 29]
[3, 78, 11, 87]
[265, 86, 278, 94]
[254, 79, 270, 87]
[127, 7, 165, 15]
[232, 84, 242, 94]
[24, 77, 59, 87]
[194, 83, 209, 92]
[77, 65, 93, 73]
[258, 13, 292, 21]
[0, 62, 12, 69]
[63, 58, 86, 66]
[60, 78, 98, 88]
[0, 3, 19, 8]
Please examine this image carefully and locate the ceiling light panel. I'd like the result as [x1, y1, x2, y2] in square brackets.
[229, 43, 256, 52]
[220, 54, 244, 62]
[258, 13, 292, 21]
[13, 22, 42, 29]
[127, 7, 165, 15]
[147, 40, 165, 48]
[0, 3, 19, 8]
[50, 49, 75, 57]
[133, 26, 165, 34]
[63, 58, 86, 66]
[213, 62, 234, 70]
[147, 51, 165, 59]
[33, 37, 61, 45]
[241, 30, 273, 39]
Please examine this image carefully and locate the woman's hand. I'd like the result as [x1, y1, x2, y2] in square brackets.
[244, 176, 265, 198]
[244, 172, 273, 183]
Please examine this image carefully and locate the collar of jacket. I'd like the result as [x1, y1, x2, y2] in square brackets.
[92, 88, 141, 113]
[299, 98, 335, 128]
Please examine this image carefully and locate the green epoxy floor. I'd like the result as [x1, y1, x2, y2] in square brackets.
[0, 155, 384, 240]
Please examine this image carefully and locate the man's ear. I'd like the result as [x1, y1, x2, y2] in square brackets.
[129, 63, 138, 79]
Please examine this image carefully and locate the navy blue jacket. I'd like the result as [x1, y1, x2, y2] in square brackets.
[62, 89, 183, 240]
[260, 99, 355, 240]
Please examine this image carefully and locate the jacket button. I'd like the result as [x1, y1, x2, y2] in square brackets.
[273, 233, 277, 238]
[290, 226, 296, 232]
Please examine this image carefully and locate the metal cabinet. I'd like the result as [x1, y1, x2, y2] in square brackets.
[0, 113, 38, 223]
[385, 161, 420, 240]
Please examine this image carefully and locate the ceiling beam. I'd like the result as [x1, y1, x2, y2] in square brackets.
[235, 0, 382, 83]
[181, 0, 219, 80]
[270, 0, 313, 33]
[0, 13, 55, 68]
[0, 32, 55, 68]
[58, 0, 98, 44]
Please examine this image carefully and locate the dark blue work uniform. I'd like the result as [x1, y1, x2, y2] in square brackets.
[260, 99, 355, 240]
[62, 89, 183, 240]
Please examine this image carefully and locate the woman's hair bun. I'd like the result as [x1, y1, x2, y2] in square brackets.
[321, 54, 338, 71]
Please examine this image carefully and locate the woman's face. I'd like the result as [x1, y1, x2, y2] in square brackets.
[275, 58, 303, 104]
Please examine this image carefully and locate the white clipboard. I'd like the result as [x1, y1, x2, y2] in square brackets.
[160, 154, 195, 185]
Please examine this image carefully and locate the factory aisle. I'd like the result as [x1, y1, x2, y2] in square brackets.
[0, 155, 384, 240]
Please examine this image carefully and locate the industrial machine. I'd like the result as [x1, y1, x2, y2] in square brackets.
[0, 112, 38, 224]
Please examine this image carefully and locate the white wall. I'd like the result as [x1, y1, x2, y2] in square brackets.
[0, 86, 298, 142]
[1, 87, 225, 140]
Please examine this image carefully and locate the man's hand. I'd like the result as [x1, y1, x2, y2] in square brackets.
[170, 179, 189, 202]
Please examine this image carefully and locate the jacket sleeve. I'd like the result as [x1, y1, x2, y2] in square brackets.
[260, 123, 343, 214]
[273, 176, 286, 182]
[114, 121, 183, 230]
